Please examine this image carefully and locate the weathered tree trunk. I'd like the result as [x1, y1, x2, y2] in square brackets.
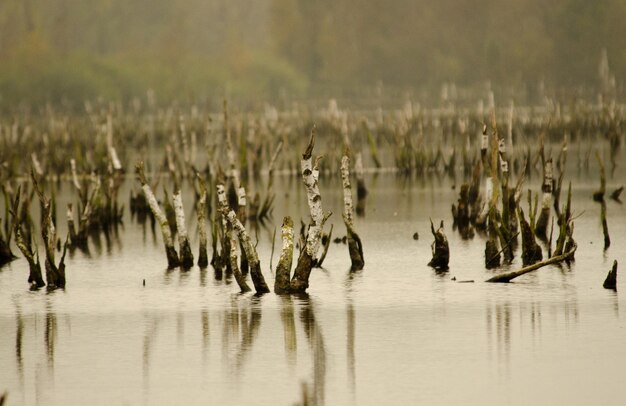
[223, 209, 269, 293]
[196, 176, 209, 268]
[173, 190, 194, 268]
[341, 150, 365, 271]
[593, 154, 610, 250]
[518, 207, 542, 266]
[603, 260, 618, 290]
[428, 220, 450, 270]
[15, 226, 44, 288]
[535, 157, 553, 239]
[135, 161, 180, 268]
[291, 127, 331, 293]
[274, 216, 294, 294]
[354, 152, 367, 217]
[229, 232, 251, 293]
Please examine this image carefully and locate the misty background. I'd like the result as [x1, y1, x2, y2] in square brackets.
[0, 0, 624, 105]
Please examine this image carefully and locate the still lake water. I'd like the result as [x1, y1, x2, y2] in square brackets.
[1, 165, 625, 405]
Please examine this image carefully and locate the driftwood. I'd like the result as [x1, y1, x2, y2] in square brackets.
[603, 260, 618, 290]
[486, 243, 577, 283]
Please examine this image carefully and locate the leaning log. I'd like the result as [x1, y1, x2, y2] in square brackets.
[486, 243, 577, 283]
[135, 161, 180, 268]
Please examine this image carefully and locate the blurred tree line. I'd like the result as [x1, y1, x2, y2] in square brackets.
[0, 0, 624, 105]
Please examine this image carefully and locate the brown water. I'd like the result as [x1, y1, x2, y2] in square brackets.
[1, 168, 625, 405]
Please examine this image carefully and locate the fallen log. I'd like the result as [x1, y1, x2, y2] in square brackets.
[486, 242, 577, 283]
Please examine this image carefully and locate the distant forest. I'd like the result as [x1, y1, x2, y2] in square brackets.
[0, 0, 624, 104]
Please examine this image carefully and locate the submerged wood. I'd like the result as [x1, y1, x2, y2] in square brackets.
[135, 161, 180, 268]
[274, 216, 294, 294]
[428, 219, 450, 270]
[486, 242, 577, 283]
[173, 190, 194, 268]
[603, 260, 618, 290]
[341, 149, 365, 270]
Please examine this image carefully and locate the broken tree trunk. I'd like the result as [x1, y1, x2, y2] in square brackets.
[535, 157, 553, 239]
[135, 161, 180, 268]
[593, 153, 610, 250]
[340, 149, 365, 271]
[486, 242, 577, 283]
[518, 207, 543, 266]
[229, 233, 252, 293]
[32, 172, 66, 288]
[224, 209, 269, 293]
[196, 175, 209, 268]
[603, 260, 618, 290]
[354, 152, 367, 217]
[173, 190, 194, 268]
[428, 220, 450, 270]
[221, 206, 269, 294]
[10, 188, 44, 287]
[291, 126, 331, 293]
[274, 216, 294, 294]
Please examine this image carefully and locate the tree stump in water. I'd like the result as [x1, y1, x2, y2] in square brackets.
[485, 239, 500, 269]
[428, 220, 449, 270]
[274, 216, 294, 294]
[603, 260, 618, 290]
[519, 207, 542, 266]
[341, 148, 365, 271]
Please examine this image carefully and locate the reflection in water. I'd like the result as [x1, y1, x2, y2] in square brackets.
[234, 297, 262, 373]
[45, 301, 57, 372]
[280, 296, 297, 369]
[299, 298, 327, 406]
[14, 302, 24, 389]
